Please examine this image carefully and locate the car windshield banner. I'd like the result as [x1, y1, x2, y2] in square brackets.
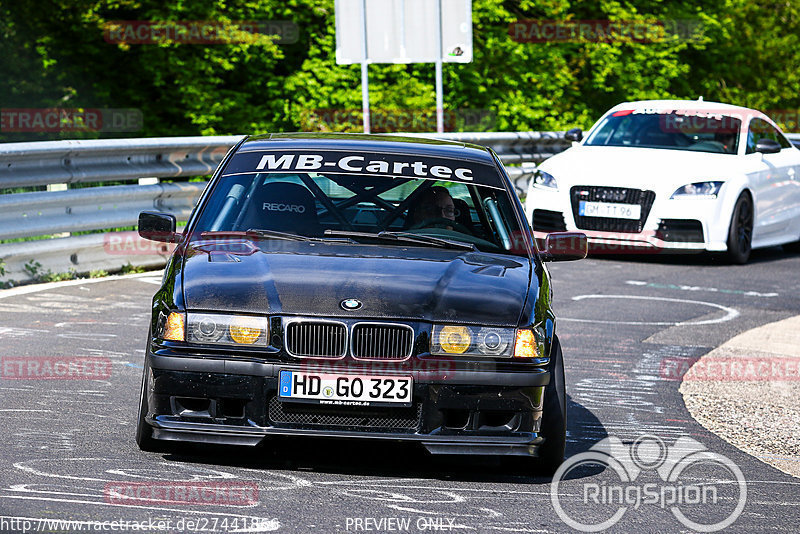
[222, 150, 503, 188]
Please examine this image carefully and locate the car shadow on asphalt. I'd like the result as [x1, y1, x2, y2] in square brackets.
[590, 245, 792, 266]
[153, 395, 609, 485]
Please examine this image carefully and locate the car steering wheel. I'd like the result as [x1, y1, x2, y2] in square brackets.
[410, 217, 473, 235]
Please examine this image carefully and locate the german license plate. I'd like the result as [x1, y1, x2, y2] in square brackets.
[579, 201, 641, 220]
[278, 371, 412, 407]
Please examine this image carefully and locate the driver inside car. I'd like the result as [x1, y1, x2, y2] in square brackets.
[408, 185, 457, 230]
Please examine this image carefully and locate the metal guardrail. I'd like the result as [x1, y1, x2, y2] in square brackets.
[0, 136, 241, 188]
[0, 182, 204, 241]
[0, 132, 562, 282]
[2, 131, 797, 283]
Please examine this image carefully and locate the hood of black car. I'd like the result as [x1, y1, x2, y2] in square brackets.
[180, 241, 532, 326]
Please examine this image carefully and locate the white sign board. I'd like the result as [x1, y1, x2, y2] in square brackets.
[335, 0, 472, 64]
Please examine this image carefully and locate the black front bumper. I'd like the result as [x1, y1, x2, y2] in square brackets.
[143, 352, 550, 457]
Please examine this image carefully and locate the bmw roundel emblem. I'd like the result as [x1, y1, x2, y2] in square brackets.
[340, 298, 362, 311]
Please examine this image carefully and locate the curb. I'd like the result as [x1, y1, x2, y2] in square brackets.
[680, 315, 800, 478]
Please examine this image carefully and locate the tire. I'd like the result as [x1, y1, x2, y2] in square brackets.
[534, 335, 567, 476]
[725, 193, 753, 264]
[135, 365, 168, 452]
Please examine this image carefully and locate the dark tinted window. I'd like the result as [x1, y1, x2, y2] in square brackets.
[586, 111, 741, 154]
[190, 151, 529, 257]
[746, 118, 792, 153]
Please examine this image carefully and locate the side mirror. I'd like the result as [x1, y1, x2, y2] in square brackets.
[755, 138, 781, 154]
[565, 128, 583, 142]
[541, 232, 588, 262]
[138, 211, 179, 242]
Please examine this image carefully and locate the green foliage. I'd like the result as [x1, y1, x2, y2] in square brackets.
[39, 269, 80, 283]
[119, 262, 146, 274]
[0, 258, 5, 277]
[89, 269, 109, 278]
[23, 260, 43, 279]
[22, 259, 79, 283]
[1, 0, 799, 141]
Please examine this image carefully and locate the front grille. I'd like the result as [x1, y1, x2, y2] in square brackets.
[268, 397, 421, 430]
[285, 321, 347, 358]
[351, 323, 414, 361]
[656, 219, 704, 243]
[570, 186, 655, 233]
[532, 209, 567, 232]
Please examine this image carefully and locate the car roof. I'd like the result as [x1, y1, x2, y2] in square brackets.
[605, 99, 770, 120]
[238, 132, 497, 165]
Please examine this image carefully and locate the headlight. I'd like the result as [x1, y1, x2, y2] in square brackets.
[186, 313, 268, 346]
[431, 325, 516, 358]
[670, 181, 724, 199]
[162, 312, 185, 341]
[513, 328, 545, 359]
[532, 170, 558, 189]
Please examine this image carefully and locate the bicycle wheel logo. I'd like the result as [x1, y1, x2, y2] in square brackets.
[551, 434, 747, 532]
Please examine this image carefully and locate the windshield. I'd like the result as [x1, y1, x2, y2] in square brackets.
[585, 110, 741, 154]
[190, 149, 529, 257]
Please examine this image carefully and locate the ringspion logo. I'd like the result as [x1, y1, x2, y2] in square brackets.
[551, 434, 746, 532]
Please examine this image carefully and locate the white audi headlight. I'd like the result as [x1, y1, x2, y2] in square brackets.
[670, 181, 724, 199]
[531, 170, 558, 190]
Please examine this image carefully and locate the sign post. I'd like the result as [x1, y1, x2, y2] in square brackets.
[359, 0, 370, 133]
[335, 0, 473, 134]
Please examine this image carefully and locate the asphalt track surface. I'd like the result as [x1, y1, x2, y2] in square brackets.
[1, 248, 799, 533]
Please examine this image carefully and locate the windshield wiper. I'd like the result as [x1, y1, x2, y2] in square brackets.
[324, 230, 475, 251]
[200, 229, 356, 244]
[200, 229, 310, 241]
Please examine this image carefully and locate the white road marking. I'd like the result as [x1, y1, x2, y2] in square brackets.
[319, 482, 555, 496]
[0, 271, 163, 300]
[383, 503, 502, 519]
[564, 294, 739, 326]
[136, 277, 163, 285]
[483, 528, 550, 533]
[626, 280, 779, 298]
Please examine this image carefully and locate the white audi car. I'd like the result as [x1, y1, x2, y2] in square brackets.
[525, 100, 800, 263]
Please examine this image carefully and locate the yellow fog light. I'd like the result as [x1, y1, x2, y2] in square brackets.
[164, 312, 185, 341]
[514, 329, 539, 358]
[439, 325, 472, 354]
[229, 318, 263, 345]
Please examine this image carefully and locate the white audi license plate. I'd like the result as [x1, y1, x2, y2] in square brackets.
[278, 371, 412, 407]
[579, 201, 641, 220]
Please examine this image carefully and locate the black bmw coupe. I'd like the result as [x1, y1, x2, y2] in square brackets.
[135, 133, 586, 474]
